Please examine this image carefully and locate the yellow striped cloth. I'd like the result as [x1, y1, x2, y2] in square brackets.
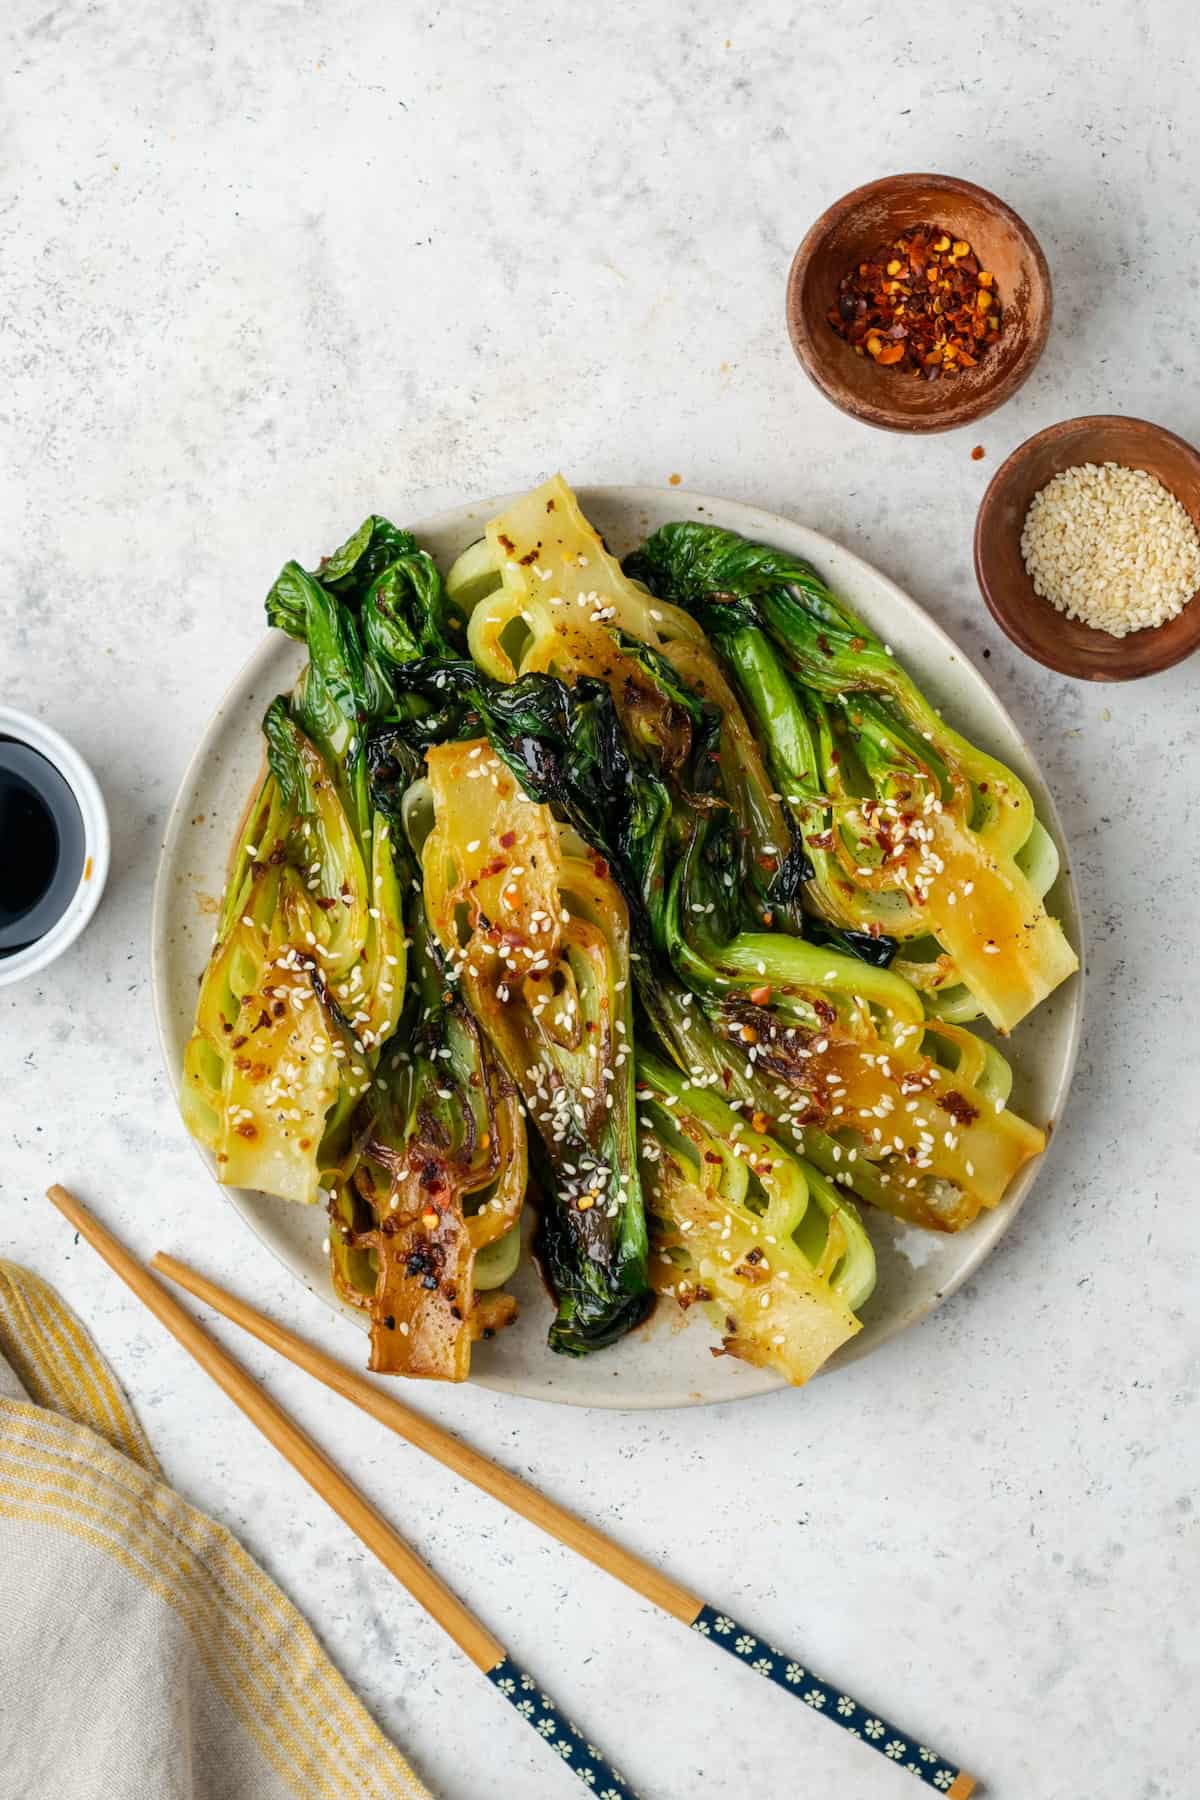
[0, 1261, 432, 1800]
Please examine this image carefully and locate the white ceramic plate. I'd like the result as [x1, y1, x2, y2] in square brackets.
[152, 487, 1082, 1409]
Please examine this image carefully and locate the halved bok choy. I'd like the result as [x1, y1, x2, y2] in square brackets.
[326, 910, 526, 1379]
[180, 696, 405, 1205]
[645, 755, 1046, 1232]
[181, 514, 453, 1207]
[413, 737, 651, 1355]
[636, 1053, 874, 1385]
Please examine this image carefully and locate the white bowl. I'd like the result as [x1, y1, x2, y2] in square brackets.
[0, 706, 110, 987]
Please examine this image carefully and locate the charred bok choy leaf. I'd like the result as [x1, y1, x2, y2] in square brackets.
[414, 735, 650, 1355]
[628, 522, 1078, 1033]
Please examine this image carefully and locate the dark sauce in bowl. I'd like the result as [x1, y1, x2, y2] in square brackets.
[0, 738, 86, 957]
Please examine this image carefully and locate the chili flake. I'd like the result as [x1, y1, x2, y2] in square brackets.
[827, 225, 1002, 377]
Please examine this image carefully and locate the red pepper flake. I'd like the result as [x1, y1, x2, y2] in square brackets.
[828, 225, 1002, 378]
[971, 445, 986, 461]
[938, 1090, 979, 1126]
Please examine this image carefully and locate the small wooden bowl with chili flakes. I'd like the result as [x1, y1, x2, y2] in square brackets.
[787, 173, 1052, 433]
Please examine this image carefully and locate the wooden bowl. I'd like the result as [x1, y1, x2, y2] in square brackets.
[786, 172, 1052, 433]
[974, 415, 1200, 680]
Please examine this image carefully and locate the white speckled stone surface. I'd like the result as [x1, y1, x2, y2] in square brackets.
[2, 4, 1196, 1796]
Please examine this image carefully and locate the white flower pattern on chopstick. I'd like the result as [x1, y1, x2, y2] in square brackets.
[688, 1605, 971, 1795]
[486, 1658, 639, 1799]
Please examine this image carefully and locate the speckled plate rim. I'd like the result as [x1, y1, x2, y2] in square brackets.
[151, 485, 1083, 1410]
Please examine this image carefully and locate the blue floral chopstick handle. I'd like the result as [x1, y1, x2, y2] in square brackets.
[691, 1606, 976, 1798]
[487, 1656, 642, 1799]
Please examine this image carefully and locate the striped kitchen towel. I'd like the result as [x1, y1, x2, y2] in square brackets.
[0, 1260, 432, 1800]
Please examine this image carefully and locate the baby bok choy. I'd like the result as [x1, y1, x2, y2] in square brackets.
[628, 522, 1078, 1033]
[642, 721, 1046, 1233]
[181, 542, 411, 1206]
[413, 735, 651, 1355]
[636, 1053, 875, 1385]
[325, 906, 527, 1379]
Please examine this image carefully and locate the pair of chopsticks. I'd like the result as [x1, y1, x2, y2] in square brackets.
[47, 1185, 977, 1799]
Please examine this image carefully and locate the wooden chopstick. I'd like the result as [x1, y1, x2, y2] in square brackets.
[151, 1251, 702, 1620]
[46, 1186, 641, 1800]
[46, 1188, 499, 1665]
[149, 1246, 978, 1800]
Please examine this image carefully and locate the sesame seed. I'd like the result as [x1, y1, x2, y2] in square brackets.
[1021, 460, 1200, 636]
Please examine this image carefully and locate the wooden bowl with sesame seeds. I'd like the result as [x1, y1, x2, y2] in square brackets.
[974, 414, 1200, 679]
[786, 173, 1052, 434]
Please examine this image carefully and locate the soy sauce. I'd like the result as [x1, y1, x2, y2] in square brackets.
[0, 738, 86, 957]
